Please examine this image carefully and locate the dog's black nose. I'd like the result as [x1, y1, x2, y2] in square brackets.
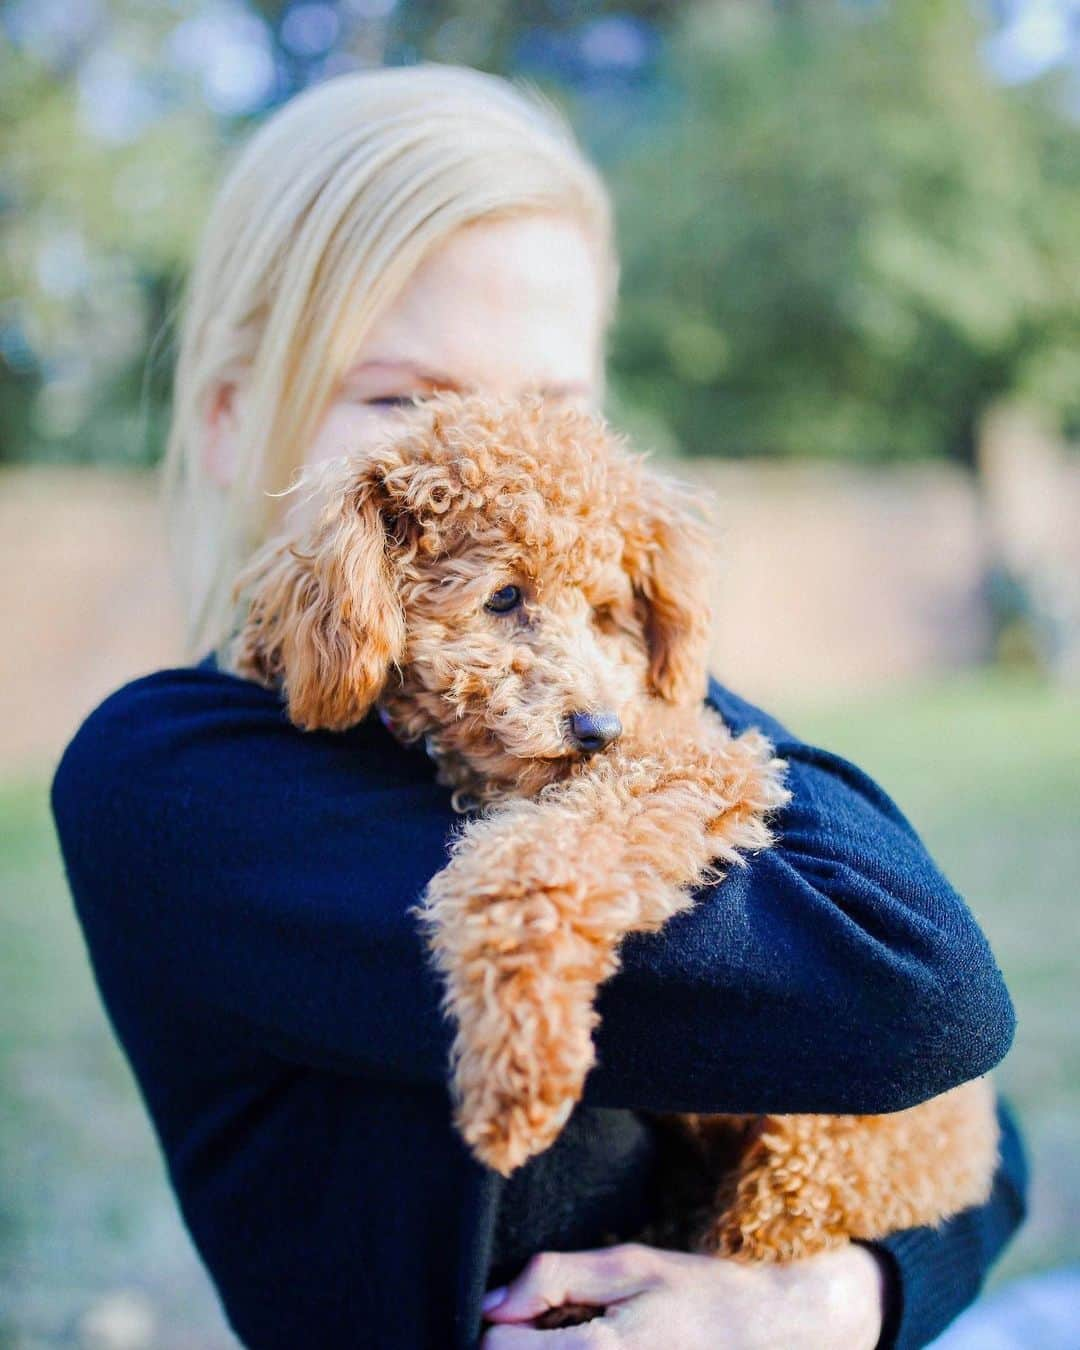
[568, 710, 622, 754]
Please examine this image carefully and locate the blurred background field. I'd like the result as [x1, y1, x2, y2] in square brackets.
[1, 0, 1079, 1346]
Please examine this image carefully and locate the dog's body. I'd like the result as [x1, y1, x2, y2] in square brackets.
[227, 392, 997, 1263]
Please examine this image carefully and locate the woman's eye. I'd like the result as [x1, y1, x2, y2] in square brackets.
[366, 395, 416, 408]
[485, 585, 522, 614]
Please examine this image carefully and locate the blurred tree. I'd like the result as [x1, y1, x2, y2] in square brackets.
[0, 1, 220, 464]
[0, 0, 1077, 466]
[0, 0, 669, 465]
[604, 0, 1080, 461]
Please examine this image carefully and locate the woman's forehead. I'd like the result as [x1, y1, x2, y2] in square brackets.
[347, 215, 604, 396]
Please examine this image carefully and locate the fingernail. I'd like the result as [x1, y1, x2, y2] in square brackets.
[482, 1286, 508, 1313]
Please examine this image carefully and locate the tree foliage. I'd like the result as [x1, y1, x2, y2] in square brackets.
[604, 0, 1080, 461]
[1, 0, 1077, 466]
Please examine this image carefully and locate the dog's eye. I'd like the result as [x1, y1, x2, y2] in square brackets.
[485, 584, 523, 614]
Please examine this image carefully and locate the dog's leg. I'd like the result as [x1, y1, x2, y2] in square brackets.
[418, 718, 789, 1174]
[419, 792, 626, 1175]
[693, 1077, 999, 1261]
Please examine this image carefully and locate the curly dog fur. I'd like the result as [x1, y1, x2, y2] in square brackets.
[227, 391, 998, 1263]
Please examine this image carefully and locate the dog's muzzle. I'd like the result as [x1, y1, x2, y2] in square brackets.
[567, 710, 622, 755]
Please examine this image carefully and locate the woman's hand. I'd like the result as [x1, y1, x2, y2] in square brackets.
[481, 1242, 887, 1349]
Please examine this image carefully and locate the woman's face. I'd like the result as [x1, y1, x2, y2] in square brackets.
[203, 213, 605, 485]
[304, 212, 605, 467]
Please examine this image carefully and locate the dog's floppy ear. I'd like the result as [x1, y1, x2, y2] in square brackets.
[616, 460, 716, 706]
[230, 456, 406, 731]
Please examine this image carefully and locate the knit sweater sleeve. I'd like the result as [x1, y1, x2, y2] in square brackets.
[51, 663, 1015, 1110]
[582, 677, 1015, 1115]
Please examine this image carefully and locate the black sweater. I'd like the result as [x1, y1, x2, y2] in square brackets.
[50, 657, 1027, 1349]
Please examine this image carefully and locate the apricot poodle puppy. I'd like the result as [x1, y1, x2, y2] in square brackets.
[227, 392, 997, 1262]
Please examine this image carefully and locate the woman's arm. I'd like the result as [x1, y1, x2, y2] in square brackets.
[51, 663, 1013, 1112]
[51, 664, 456, 1084]
[582, 678, 1014, 1114]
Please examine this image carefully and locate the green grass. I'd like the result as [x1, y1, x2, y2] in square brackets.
[1, 672, 1077, 1342]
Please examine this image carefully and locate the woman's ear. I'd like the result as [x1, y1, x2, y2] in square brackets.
[230, 459, 406, 731]
[203, 380, 245, 489]
[617, 463, 716, 706]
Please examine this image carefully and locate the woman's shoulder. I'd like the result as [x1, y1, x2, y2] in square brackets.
[53, 657, 289, 796]
[51, 654, 438, 839]
[704, 675, 795, 747]
[74, 651, 283, 730]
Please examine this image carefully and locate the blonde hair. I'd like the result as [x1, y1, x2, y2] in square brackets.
[163, 63, 618, 658]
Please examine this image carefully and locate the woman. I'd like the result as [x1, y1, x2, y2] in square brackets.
[51, 66, 1025, 1349]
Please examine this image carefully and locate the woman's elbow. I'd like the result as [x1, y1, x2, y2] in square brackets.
[894, 931, 1016, 1104]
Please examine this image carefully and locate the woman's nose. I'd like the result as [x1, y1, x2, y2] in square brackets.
[568, 710, 622, 754]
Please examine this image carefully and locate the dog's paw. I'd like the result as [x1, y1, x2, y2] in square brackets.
[449, 969, 600, 1175]
[459, 1092, 578, 1176]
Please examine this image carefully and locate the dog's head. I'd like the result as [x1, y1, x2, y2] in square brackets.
[230, 393, 715, 797]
